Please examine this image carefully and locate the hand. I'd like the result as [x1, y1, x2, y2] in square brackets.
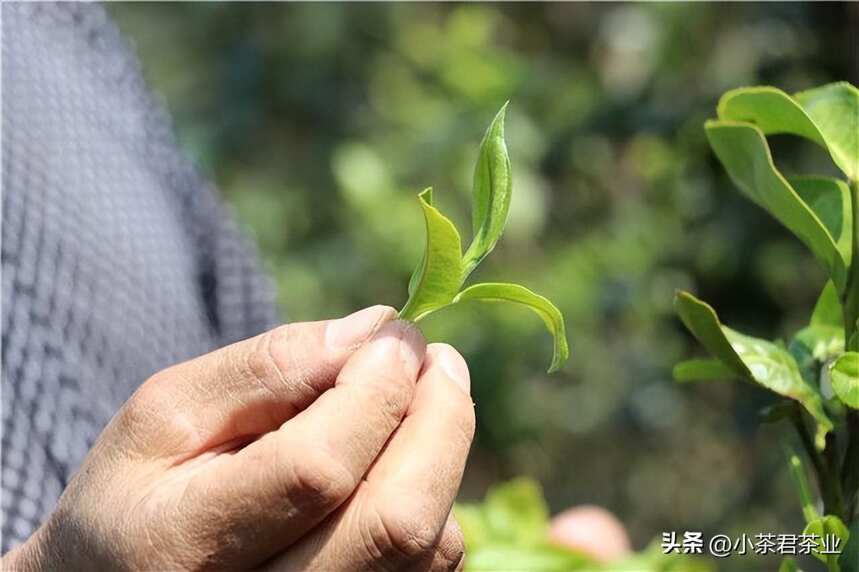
[549, 506, 630, 563]
[3, 306, 476, 571]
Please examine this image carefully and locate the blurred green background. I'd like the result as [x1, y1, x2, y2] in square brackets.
[111, 3, 856, 568]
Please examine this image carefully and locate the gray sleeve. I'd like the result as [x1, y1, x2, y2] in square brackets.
[1, 2, 280, 551]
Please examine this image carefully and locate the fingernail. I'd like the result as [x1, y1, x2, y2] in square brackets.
[435, 345, 471, 394]
[326, 305, 395, 350]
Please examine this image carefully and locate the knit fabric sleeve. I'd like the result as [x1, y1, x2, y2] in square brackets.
[1, 2, 280, 551]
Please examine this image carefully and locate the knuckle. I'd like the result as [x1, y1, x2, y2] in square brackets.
[276, 441, 357, 512]
[368, 501, 439, 563]
[245, 326, 293, 396]
[251, 324, 335, 402]
[116, 371, 173, 434]
[265, 323, 298, 371]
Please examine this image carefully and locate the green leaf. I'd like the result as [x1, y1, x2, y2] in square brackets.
[675, 291, 833, 447]
[454, 478, 596, 572]
[705, 120, 848, 293]
[794, 82, 859, 181]
[792, 325, 845, 364]
[725, 331, 833, 448]
[406, 190, 433, 298]
[465, 545, 592, 572]
[453, 503, 491, 551]
[613, 541, 715, 572]
[454, 283, 569, 373]
[481, 477, 550, 546]
[672, 358, 737, 383]
[812, 282, 845, 329]
[462, 103, 513, 278]
[674, 291, 751, 374]
[716, 83, 859, 180]
[399, 188, 464, 321]
[804, 515, 850, 572]
[830, 352, 859, 409]
[779, 558, 801, 572]
[790, 282, 845, 373]
[718, 86, 829, 145]
[790, 177, 853, 267]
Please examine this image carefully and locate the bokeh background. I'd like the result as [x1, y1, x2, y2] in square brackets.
[110, 3, 857, 568]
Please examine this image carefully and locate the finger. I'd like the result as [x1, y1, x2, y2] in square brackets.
[549, 506, 631, 563]
[111, 305, 396, 457]
[175, 320, 426, 569]
[419, 515, 466, 572]
[266, 343, 474, 571]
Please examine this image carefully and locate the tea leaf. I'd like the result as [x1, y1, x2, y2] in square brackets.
[778, 558, 800, 572]
[399, 189, 464, 322]
[675, 291, 833, 448]
[790, 177, 853, 267]
[792, 325, 845, 364]
[462, 103, 513, 278]
[481, 477, 549, 546]
[716, 83, 859, 180]
[791, 282, 845, 366]
[674, 291, 747, 373]
[705, 120, 848, 293]
[673, 358, 737, 383]
[811, 282, 845, 329]
[804, 515, 850, 572]
[795, 82, 859, 181]
[464, 545, 592, 572]
[399, 107, 567, 376]
[718, 86, 828, 144]
[454, 503, 491, 551]
[454, 282, 569, 372]
[830, 352, 859, 409]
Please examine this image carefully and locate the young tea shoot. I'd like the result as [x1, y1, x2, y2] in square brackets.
[673, 82, 859, 572]
[399, 104, 569, 373]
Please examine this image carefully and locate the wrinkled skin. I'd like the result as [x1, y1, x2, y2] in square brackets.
[3, 306, 475, 571]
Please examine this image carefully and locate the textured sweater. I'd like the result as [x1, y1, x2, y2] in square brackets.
[2, 3, 279, 552]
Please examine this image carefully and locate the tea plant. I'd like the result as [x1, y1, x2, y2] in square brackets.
[674, 82, 859, 571]
[422, 109, 710, 571]
[455, 478, 711, 572]
[399, 103, 568, 373]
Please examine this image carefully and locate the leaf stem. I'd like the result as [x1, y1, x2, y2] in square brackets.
[788, 449, 820, 524]
[793, 408, 826, 479]
[792, 408, 846, 520]
[822, 432, 847, 520]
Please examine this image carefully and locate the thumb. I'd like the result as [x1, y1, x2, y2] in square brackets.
[109, 305, 396, 460]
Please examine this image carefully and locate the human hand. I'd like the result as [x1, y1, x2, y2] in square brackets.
[549, 506, 630, 563]
[3, 306, 475, 571]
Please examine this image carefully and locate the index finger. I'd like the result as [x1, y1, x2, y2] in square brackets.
[265, 343, 475, 571]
